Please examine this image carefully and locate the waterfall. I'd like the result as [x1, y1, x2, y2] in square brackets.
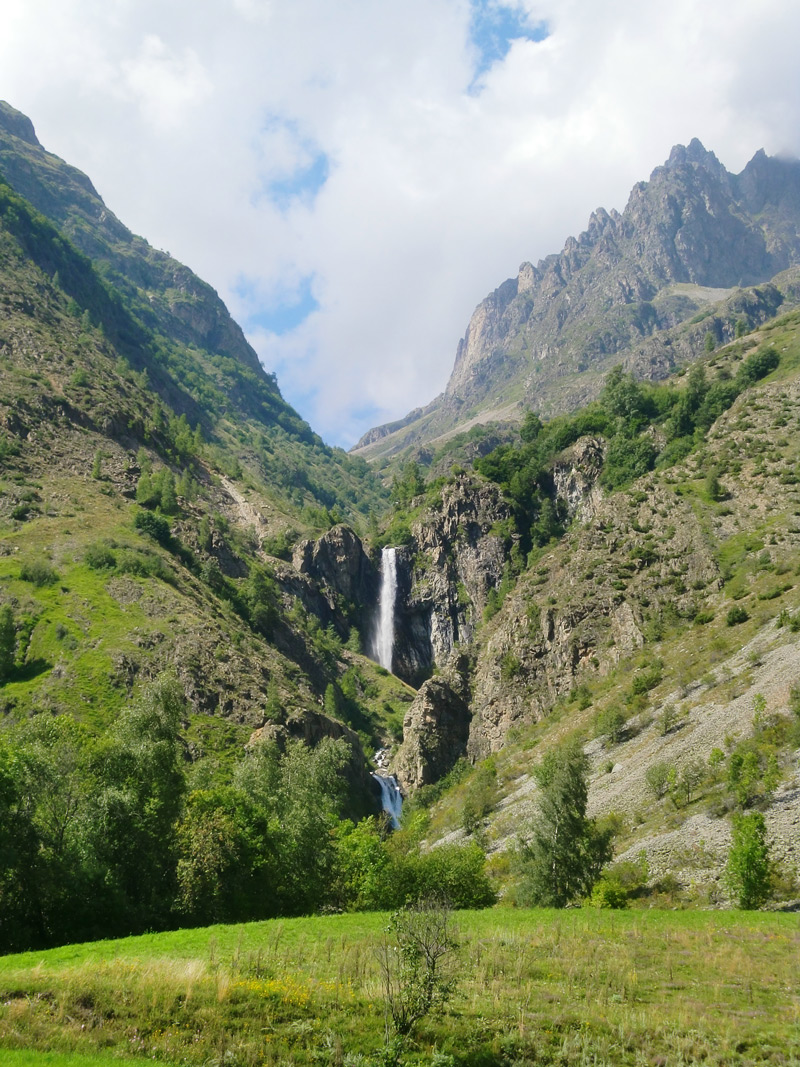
[373, 546, 397, 672]
[372, 773, 403, 828]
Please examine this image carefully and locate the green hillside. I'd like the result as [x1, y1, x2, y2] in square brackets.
[0, 102, 799, 1067]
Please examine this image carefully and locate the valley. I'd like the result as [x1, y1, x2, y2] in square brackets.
[0, 99, 799, 1065]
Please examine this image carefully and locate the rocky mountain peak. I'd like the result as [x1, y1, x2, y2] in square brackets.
[354, 140, 800, 461]
[0, 101, 40, 147]
[664, 137, 724, 177]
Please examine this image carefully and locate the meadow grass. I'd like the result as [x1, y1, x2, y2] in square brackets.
[1, 909, 798, 1066]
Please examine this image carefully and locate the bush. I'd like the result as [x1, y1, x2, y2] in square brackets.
[631, 664, 662, 695]
[134, 509, 171, 546]
[19, 559, 59, 586]
[737, 346, 779, 386]
[726, 606, 749, 626]
[115, 549, 172, 583]
[84, 541, 117, 570]
[645, 761, 673, 800]
[594, 706, 627, 745]
[588, 875, 629, 909]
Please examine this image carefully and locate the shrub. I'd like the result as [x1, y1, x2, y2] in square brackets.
[726, 606, 749, 626]
[737, 346, 779, 386]
[588, 875, 629, 909]
[0, 604, 15, 680]
[594, 706, 627, 745]
[645, 761, 673, 800]
[134, 509, 171, 546]
[84, 541, 117, 570]
[19, 559, 59, 586]
[115, 549, 172, 583]
[631, 663, 662, 695]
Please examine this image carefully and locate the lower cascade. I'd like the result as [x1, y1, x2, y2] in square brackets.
[372, 773, 403, 828]
[372, 545, 397, 672]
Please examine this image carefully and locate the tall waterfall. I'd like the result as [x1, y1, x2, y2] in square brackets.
[374, 546, 397, 672]
[372, 773, 403, 828]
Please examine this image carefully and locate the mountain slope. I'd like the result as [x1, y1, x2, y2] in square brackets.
[0, 110, 413, 812]
[385, 313, 800, 895]
[356, 140, 800, 461]
[0, 100, 387, 525]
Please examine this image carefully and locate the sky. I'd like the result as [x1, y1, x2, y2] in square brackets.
[2, 0, 800, 448]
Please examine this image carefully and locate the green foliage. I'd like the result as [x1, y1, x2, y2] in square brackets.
[726, 605, 749, 626]
[589, 851, 650, 909]
[588, 875, 630, 909]
[461, 759, 499, 836]
[515, 740, 613, 907]
[243, 563, 279, 637]
[19, 558, 59, 586]
[725, 811, 771, 909]
[737, 346, 779, 386]
[630, 662, 662, 695]
[594, 706, 627, 745]
[376, 899, 458, 1053]
[0, 604, 16, 680]
[391, 461, 426, 505]
[600, 432, 657, 490]
[645, 761, 673, 800]
[115, 547, 173, 583]
[83, 541, 117, 570]
[134, 508, 171, 546]
[136, 467, 179, 513]
[473, 344, 785, 547]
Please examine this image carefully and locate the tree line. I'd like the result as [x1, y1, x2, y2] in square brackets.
[0, 676, 494, 953]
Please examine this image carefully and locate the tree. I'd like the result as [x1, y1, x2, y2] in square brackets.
[645, 761, 672, 800]
[594, 706, 627, 746]
[516, 740, 613, 907]
[233, 736, 349, 915]
[0, 605, 15, 682]
[376, 899, 458, 1062]
[90, 675, 187, 931]
[391, 461, 425, 505]
[725, 812, 771, 909]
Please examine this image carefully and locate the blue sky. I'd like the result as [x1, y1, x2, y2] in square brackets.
[469, 1, 549, 88]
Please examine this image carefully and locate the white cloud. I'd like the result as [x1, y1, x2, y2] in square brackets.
[1, 0, 799, 445]
[121, 35, 213, 131]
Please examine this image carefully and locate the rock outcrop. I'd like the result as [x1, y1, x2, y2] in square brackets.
[391, 476, 513, 685]
[392, 667, 472, 790]
[354, 141, 800, 460]
[292, 523, 379, 636]
[467, 475, 721, 759]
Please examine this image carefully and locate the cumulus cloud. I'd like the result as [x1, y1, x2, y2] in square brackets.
[1, 0, 800, 445]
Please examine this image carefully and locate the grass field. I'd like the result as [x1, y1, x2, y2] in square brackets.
[0, 908, 798, 1066]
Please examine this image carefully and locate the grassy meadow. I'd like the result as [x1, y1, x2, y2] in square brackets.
[0, 909, 798, 1066]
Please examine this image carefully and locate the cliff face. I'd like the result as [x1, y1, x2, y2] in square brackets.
[391, 476, 513, 685]
[354, 141, 800, 460]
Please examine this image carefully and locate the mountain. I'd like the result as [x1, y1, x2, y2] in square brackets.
[0, 101, 411, 804]
[355, 139, 800, 461]
[1, 103, 799, 946]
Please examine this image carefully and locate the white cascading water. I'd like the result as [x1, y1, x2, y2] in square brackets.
[374, 546, 397, 672]
[372, 773, 403, 828]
